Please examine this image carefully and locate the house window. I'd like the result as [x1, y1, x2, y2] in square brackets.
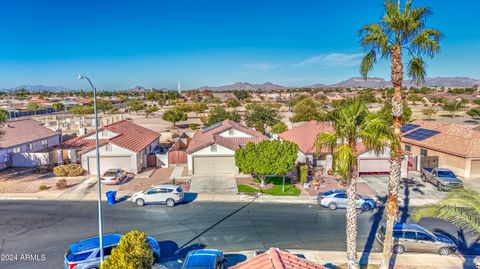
[26, 144, 33, 151]
[420, 149, 428, 157]
[228, 129, 234, 135]
[404, 144, 411, 152]
[211, 144, 217, 152]
[41, 139, 48, 149]
[105, 144, 112, 151]
[12, 147, 21, 153]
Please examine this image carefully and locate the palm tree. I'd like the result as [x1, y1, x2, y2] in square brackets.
[413, 188, 480, 234]
[316, 99, 393, 269]
[359, 1, 443, 268]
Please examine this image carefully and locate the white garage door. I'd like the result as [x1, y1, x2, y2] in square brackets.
[358, 158, 390, 174]
[88, 156, 133, 175]
[193, 156, 237, 175]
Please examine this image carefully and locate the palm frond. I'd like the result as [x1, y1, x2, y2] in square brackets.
[359, 113, 394, 155]
[359, 24, 390, 55]
[360, 50, 377, 80]
[411, 28, 443, 57]
[407, 57, 427, 85]
[334, 144, 355, 180]
[316, 132, 337, 156]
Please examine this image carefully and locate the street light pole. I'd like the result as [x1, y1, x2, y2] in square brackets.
[78, 74, 104, 264]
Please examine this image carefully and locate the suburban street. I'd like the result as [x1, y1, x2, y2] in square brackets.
[0, 200, 477, 269]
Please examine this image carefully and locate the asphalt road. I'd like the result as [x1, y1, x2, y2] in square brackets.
[0, 200, 478, 269]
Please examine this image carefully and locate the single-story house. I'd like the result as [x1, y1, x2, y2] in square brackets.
[230, 247, 325, 269]
[0, 119, 62, 169]
[62, 120, 160, 175]
[401, 119, 480, 179]
[279, 120, 392, 174]
[186, 119, 267, 175]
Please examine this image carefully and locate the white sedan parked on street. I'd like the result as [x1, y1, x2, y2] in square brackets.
[131, 184, 184, 207]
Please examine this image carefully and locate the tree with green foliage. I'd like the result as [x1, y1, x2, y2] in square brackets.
[235, 140, 298, 186]
[15, 88, 29, 98]
[316, 99, 395, 269]
[421, 108, 438, 120]
[298, 164, 308, 184]
[359, 1, 443, 267]
[52, 103, 64, 111]
[95, 99, 114, 114]
[70, 105, 94, 115]
[144, 105, 159, 118]
[101, 230, 154, 269]
[467, 108, 480, 119]
[162, 108, 187, 128]
[128, 100, 145, 115]
[271, 122, 288, 134]
[204, 106, 240, 126]
[190, 102, 208, 116]
[0, 109, 9, 122]
[26, 102, 42, 113]
[291, 97, 321, 123]
[233, 90, 250, 100]
[226, 98, 241, 108]
[413, 188, 480, 235]
[245, 105, 280, 134]
[442, 99, 464, 117]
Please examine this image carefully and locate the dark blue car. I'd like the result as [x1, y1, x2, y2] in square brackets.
[182, 249, 226, 269]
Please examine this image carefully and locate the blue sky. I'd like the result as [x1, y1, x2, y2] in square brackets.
[0, 0, 479, 90]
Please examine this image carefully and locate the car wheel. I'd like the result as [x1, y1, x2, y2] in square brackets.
[393, 244, 405, 254]
[328, 202, 337, 210]
[135, 198, 145, 207]
[166, 198, 175, 207]
[437, 184, 443, 192]
[421, 175, 426, 182]
[438, 247, 452, 256]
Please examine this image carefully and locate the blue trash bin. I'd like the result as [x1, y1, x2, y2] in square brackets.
[106, 191, 117, 205]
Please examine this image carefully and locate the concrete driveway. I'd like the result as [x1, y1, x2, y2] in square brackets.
[361, 171, 448, 206]
[189, 174, 237, 193]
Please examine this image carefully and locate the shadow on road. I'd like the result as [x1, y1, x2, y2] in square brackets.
[359, 196, 386, 265]
[433, 228, 480, 269]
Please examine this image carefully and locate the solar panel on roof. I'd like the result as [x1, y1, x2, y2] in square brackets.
[403, 128, 440, 141]
[400, 124, 420, 133]
[202, 122, 222, 133]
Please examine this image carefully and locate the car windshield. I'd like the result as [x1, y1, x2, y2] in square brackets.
[177, 186, 183, 192]
[437, 170, 455, 178]
[104, 170, 117, 176]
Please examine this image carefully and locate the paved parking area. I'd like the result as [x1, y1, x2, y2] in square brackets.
[361, 172, 448, 206]
[189, 174, 237, 193]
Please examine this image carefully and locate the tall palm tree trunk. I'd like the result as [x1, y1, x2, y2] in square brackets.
[346, 144, 359, 269]
[380, 44, 404, 269]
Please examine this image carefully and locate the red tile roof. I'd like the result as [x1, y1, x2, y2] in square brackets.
[230, 248, 325, 269]
[186, 120, 267, 153]
[0, 119, 59, 148]
[279, 120, 334, 155]
[62, 120, 160, 154]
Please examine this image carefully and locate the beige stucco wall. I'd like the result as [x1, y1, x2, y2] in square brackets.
[404, 143, 469, 178]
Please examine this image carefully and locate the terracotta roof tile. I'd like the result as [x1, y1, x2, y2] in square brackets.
[230, 248, 325, 269]
[186, 120, 267, 153]
[61, 120, 160, 154]
[401, 120, 480, 158]
[0, 119, 59, 148]
[278, 120, 334, 155]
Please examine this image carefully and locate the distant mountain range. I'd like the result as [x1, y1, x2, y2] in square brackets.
[2, 77, 479, 92]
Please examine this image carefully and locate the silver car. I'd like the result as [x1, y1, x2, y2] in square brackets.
[317, 189, 376, 210]
[131, 184, 184, 207]
[100, 168, 126, 185]
[376, 223, 457, 255]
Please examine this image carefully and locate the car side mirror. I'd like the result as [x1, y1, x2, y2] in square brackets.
[178, 258, 184, 263]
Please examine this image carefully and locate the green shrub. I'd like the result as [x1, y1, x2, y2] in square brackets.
[101, 230, 154, 269]
[298, 164, 308, 184]
[53, 164, 85, 177]
[189, 123, 198, 130]
[39, 184, 48, 191]
[56, 179, 68, 190]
